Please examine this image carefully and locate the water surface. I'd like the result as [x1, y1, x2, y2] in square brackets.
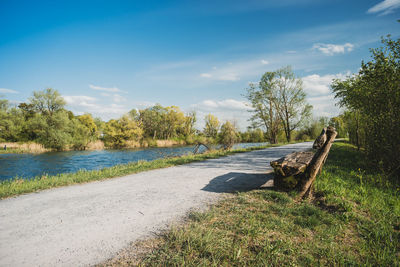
[0, 143, 266, 181]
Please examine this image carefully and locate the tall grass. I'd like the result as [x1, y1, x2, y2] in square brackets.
[0, 142, 48, 153]
[101, 142, 400, 266]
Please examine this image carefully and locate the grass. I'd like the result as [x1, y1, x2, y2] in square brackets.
[102, 141, 400, 266]
[0, 142, 292, 199]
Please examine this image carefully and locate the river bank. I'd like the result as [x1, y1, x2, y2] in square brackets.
[101, 141, 400, 266]
[0, 142, 281, 198]
[0, 139, 194, 154]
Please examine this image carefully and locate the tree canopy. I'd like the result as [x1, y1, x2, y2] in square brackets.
[332, 35, 400, 176]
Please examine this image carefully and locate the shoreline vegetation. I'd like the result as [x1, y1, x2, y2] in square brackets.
[0, 139, 192, 154]
[101, 142, 400, 266]
[0, 141, 299, 199]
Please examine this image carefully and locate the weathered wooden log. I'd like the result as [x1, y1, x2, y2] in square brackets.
[270, 151, 315, 190]
[296, 126, 337, 200]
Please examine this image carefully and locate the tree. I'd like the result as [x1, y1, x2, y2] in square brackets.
[29, 88, 66, 116]
[219, 121, 240, 149]
[103, 116, 143, 148]
[203, 114, 220, 139]
[272, 66, 313, 142]
[69, 114, 99, 150]
[246, 73, 281, 144]
[332, 35, 400, 174]
[183, 111, 196, 137]
[28, 111, 72, 150]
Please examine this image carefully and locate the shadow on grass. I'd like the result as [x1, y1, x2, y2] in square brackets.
[201, 172, 273, 193]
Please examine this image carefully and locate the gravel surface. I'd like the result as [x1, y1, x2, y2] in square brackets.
[0, 142, 312, 267]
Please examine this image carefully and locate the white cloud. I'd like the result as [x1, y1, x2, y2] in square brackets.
[200, 73, 212, 78]
[63, 95, 97, 107]
[63, 95, 129, 120]
[367, 0, 400, 15]
[89, 84, 122, 93]
[219, 73, 240, 81]
[312, 43, 354, 55]
[0, 88, 19, 94]
[307, 95, 342, 118]
[112, 94, 126, 103]
[192, 99, 251, 111]
[301, 72, 350, 117]
[302, 73, 348, 97]
[134, 101, 156, 109]
[261, 59, 269, 65]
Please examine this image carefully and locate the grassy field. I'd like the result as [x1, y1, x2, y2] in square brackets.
[0, 142, 291, 199]
[102, 142, 400, 266]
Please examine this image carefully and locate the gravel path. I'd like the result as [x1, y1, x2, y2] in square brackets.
[0, 142, 312, 267]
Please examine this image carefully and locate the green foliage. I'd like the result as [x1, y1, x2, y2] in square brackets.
[28, 111, 72, 150]
[332, 36, 400, 176]
[138, 104, 190, 140]
[219, 121, 240, 149]
[29, 88, 66, 116]
[245, 72, 281, 144]
[246, 66, 312, 143]
[203, 114, 220, 139]
[103, 116, 143, 148]
[295, 116, 328, 141]
[240, 128, 265, 143]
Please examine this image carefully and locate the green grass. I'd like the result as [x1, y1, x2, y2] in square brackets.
[0, 142, 290, 199]
[103, 141, 400, 266]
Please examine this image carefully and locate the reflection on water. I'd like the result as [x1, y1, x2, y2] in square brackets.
[0, 143, 267, 181]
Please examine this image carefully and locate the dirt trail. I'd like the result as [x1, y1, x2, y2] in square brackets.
[0, 142, 312, 266]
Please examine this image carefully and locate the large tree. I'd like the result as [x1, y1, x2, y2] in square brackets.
[246, 73, 281, 144]
[273, 66, 312, 142]
[29, 88, 66, 116]
[246, 66, 312, 143]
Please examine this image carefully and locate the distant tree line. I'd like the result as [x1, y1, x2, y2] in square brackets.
[0, 90, 266, 151]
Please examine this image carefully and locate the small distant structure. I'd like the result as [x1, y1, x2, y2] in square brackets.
[193, 143, 210, 154]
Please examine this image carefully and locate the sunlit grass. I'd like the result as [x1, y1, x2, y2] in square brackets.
[102, 142, 400, 266]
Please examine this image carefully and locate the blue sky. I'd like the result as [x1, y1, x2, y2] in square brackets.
[0, 0, 399, 129]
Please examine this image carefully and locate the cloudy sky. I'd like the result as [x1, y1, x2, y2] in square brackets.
[0, 0, 399, 130]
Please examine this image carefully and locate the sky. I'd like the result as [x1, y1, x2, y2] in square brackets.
[0, 0, 399, 130]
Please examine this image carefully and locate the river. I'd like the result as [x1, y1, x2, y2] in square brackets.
[0, 143, 267, 181]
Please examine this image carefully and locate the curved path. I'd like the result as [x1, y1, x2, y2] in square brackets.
[0, 142, 312, 266]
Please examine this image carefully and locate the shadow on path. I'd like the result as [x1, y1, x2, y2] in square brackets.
[202, 172, 273, 193]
